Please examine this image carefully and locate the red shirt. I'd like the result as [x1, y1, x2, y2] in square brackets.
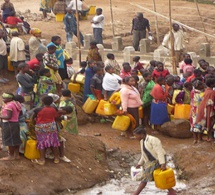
[134, 62, 144, 71]
[36, 107, 58, 124]
[6, 16, 22, 25]
[152, 69, 170, 82]
[27, 58, 40, 70]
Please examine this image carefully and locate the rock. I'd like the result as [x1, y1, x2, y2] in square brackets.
[160, 119, 192, 138]
[25, 9, 31, 14]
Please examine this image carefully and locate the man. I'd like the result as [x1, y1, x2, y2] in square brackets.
[131, 13, 151, 51]
[63, 8, 84, 45]
[133, 126, 176, 195]
[91, 8, 104, 45]
[10, 31, 26, 75]
[162, 23, 185, 67]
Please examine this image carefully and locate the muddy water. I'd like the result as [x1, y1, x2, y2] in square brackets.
[75, 158, 186, 195]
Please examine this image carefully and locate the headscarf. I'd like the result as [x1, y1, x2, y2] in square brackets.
[30, 28, 42, 35]
[48, 93, 59, 102]
[2, 93, 14, 99]
[47, 42, 57, 49]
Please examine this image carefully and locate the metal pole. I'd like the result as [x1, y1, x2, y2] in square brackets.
[110, 0, 115, 37]
[152, 0, 160, 45]
[75, 0, 81, 64]
[169, 0, 177, 75]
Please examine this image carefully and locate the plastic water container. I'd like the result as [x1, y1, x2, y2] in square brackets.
[109, 92, 121, 105]
[82, 97, 99, 114]
[71, 74, 85, 84]
[68, 82, 81, 93]
[130, 166, 143, 181]
[56, 13, 65, 22]
[24, 140, 40, 160]
[174, 104, 191, 120]
[172, 90, 181, 105]
[139, 106, 144, 119]
[112, 115, 130, 131]
[167, 104, 175, 115]
[103, 102, 117, 116]
[170, 115, 174, 121]
[96, 100, 108, 115]
[89, 6, 96, 15]
[7, 56, 14, 71]
[153, 168, 176, 190]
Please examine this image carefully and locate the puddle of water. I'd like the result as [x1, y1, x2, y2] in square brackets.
[75, 157, 186, 195]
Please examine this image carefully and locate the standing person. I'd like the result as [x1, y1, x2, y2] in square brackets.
[104, 53, 121, 75]
[195, 78, 215, 142]
[120, 62, 132, 79]
[33, 96, 60, 165]
[53, 0, 67, 15]
[91, 8, 104, 45]
[151, 61, 170, 82]
[162, 23, 185, 67]
[43, 42, 63, 95]
[133, 56, 144, 71]
[0, 29, 8, 83]
[27, 53, 44, 72]
[190, 80, 205, 144]
[51, 36, 68, 80]
[102, 65, 122, 100]
[29, 28, 47, 59]
[120, 76, 143, 137]
[64, 8, 84, 45]
[150, 77, 169, 132]
[131, 13, 151, 51]
[133, 126, 176, 195]
[40, 0, 52, 18]
[10, 31, 26, 75]
[1, 0, 15, 22]
[59, 89, 78, 135]
[83, 60, 95, 102]
[86, 41, 102, 63]
[139, 72, 155, 129]
[0, 93, 22, 161]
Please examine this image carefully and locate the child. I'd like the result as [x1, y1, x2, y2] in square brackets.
[179, 53, 192, 73]
[104, 53, 121, 75]
[182, 58, 194, 74]
[148, 60, 156, 73]
[175, 82, 193, 104]
[150, 77, 169, 132]
[133, 56, 144, 71]
[190, 80, 205, 144]
[195, 78, 215, 142]
[0, 92, 22, 160]
[120, 62, 132, 79]
[86, 41, 102, 62]
[27, 53, 44, 72]
[1, 0, 15, 22]
[20, 16, 31, 34]
[186, 69, 204, 83]
[140, 72, 155, 128]
[59, 89, 78, 135]
[65, 58, 75, 79]
[43, 42, 62, 95]
[152, 61, 170, 82]
[90, 66, 104, 100]
[32, 96, 60, 165]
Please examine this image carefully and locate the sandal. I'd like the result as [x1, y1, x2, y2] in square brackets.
[31, 159, 45, 165]
[54, 159, 60, 164]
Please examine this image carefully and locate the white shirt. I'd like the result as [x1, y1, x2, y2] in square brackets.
[102, 72, 121, 91]
[68, 0, 82, 11]
[10, 37, 26, 62]
[92, 14, 104, 29]
[0, 38, 7, 56]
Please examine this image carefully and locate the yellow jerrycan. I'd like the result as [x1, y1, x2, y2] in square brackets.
[103, 102, 117, 116]
[153, 168, 176, 190]
[112, 115, 131, 131]
[71, 74, 85, 84]
[109, 92, 121, 105]
[174, 104, 191, 120]
[96, 100, 108, 115]
[138, 106, 144, 119]
[68, 82, 81, 93]
[24, 140, 40, 160]
[82, 97, 99, 114]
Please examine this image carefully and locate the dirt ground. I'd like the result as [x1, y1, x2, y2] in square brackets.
[0, 0, 215, 194]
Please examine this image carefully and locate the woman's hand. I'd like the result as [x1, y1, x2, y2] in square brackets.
[160, 164, 166, 171]
[136, 165, 141, 169]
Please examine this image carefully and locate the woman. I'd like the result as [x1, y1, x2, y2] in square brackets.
[29, 28, 47, 59]
[150, 77, 169, 132]
[16, 63, 37, 110]
[0, 92, 22, 160]
[86, 41, 102, 62]
[33, 96, 60, 165]
[51, 36, 68, 80]
[120, 76, 142, 137]
[59, 89, 78, 135]
[102, 65, 122, 100]
[151, 61, 170, 83]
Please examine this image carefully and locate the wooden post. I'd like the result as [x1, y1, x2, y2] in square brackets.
[152, 0, 160, 45]
[194, 0, 209, 43]
[75, 0, 81, 64]
[110, 0, 115, 37]
[168, 0, 177, 75]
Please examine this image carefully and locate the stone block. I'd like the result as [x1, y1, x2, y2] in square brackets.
[84, 34, 94, 49]
[199, 43, 210, 57]
[65, 42, 77, 60]
[139, 39, 150, 54]
[111, 36, 123, 51]
[123, 46, 135, 64]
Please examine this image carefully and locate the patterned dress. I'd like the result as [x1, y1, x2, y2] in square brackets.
[190, 89, 204, 132]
